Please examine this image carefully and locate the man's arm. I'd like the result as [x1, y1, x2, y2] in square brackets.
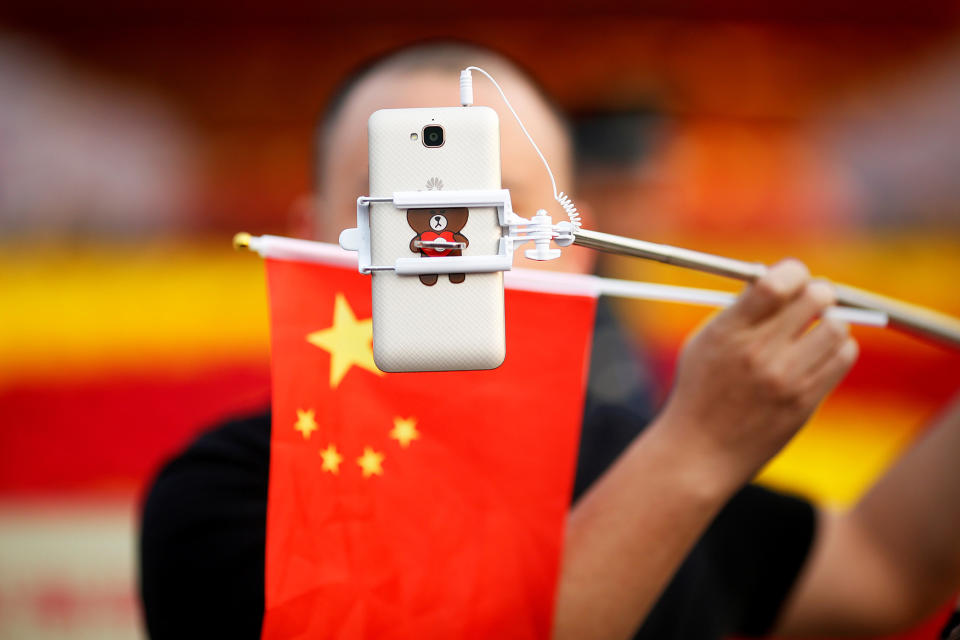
[553, 260, 858, 640]
[775, 393, 960, 636]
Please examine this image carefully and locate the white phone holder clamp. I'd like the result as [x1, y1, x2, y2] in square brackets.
[338, 189, 575, 275]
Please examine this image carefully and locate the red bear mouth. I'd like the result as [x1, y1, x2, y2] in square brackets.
[419, 231, 456, 257]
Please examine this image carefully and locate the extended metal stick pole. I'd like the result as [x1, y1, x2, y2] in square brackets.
[573, 228, 960, 349]
[573, 229, 768, 281]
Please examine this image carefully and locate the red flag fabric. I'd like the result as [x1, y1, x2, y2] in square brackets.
[262, 256, 597, 639]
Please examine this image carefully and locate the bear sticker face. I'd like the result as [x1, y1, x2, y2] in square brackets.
[407, 208, 469, 239]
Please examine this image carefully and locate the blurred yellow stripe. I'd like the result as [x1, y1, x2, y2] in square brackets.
[756, 395, 931, 507]
[5, 232, 955, 386]
[0, 241, 269, 385]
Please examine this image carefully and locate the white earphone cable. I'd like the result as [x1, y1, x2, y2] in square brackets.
[462, 66, 582, 231]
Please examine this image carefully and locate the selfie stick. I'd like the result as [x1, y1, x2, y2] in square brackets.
[572, 228, 960, 349]
[334, 182, 960, 342]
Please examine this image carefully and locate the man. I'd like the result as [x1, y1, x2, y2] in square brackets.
[141, 43, 960, 639]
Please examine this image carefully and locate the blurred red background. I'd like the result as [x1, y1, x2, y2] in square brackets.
[1, 1, 959, 637]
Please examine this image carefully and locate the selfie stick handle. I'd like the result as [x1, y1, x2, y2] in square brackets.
[573, 228, 960, 349]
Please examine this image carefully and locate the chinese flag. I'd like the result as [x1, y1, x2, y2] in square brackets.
[262, 255, 597, 639]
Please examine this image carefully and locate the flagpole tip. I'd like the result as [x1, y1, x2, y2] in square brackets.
[233, 232, 253, 251]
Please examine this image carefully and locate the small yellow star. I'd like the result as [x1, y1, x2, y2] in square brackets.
[389, 417, 420, 448]
[356, 446, 384, 478]
[319, 444, 343, 474]
[294, 409, 318, 440]
[306, 293, 385, 388]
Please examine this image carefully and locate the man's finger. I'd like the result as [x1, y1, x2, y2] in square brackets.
[782, 317, 851, 378]
[759, 281, 837, 345]
[806, 337, 859, 401]
[724, 259, 811, 327]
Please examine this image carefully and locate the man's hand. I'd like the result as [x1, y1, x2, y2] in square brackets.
[554, 259, 860, 640]
[657, 259, 859, 485]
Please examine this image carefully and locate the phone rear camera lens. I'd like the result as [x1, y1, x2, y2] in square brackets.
[423, 125, 444, 148]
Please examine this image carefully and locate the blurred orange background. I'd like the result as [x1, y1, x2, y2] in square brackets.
[1, 1, 959, 638]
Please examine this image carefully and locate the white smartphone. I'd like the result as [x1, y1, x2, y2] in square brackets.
[368, 106, 506, 372]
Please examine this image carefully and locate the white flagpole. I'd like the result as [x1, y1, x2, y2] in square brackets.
[233, 233, 887, 328]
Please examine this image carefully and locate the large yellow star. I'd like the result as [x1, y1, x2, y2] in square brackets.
[357, 446, 384, 478]
[319, 444, 343, 474]
[306, 293, 384, 388]
[294, 409, 318, 440]
[389, 417, 420, 448]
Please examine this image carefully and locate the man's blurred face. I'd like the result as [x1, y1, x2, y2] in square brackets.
[315, 65, 592, 274]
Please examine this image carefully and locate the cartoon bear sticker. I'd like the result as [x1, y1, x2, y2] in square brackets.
[407, 208, 469, 286]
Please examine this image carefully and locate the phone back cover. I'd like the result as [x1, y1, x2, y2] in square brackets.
[368, 106, 505, 372]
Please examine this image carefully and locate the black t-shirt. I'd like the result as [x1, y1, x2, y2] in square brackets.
[140, 302, 816, 639]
